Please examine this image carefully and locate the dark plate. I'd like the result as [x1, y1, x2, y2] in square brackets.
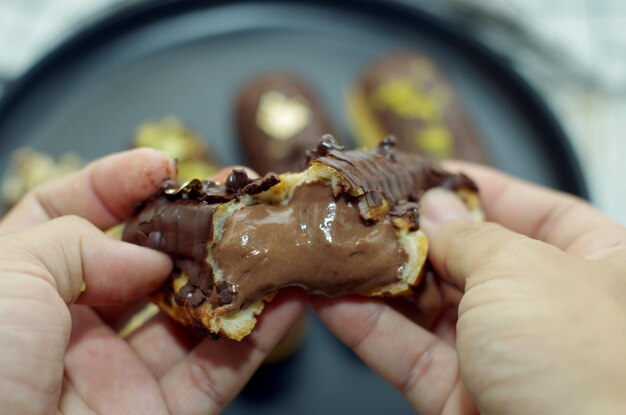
[0, 0, 587, 414]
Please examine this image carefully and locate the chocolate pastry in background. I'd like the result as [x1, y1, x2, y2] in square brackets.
[1, 149, 83, 208]
[347, 53, 490, 163]
[1, 117, 219, 212]
[133, 117, 219, 182]
[235, 73, 336, 175]
[123, 135, 482, 341]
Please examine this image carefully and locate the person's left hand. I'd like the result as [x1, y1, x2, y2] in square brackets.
[0, 149, 304, 414]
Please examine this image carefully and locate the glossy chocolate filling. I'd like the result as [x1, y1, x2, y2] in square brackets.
[212, 183, 406, 311]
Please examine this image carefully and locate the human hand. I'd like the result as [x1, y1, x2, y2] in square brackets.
[0, 150, 304, 415]
[311, 162, 626, 414]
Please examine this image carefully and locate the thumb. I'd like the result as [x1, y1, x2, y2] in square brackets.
[1, 215, 172, 305]
[420, 188, 558, 290]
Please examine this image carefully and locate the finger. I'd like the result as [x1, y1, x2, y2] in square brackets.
[402, 271, 463, 331]
[212, 166, 259, 183]
[432, 308, 459, 349]
[58, 377, 98, 414]
[94, 300, 150, 332]
[0, 148, 176, 235]
[444, 161, 626, 257]
[394, 285, 461, 345]
[126, 311, 201, 377]
[2, 215, 172, 305]
[159, 289, 305, 414]
[420, 188, 568, 290]
[64, 305, 168, 414]
[0, 273, 69, 414]
[310, 295, 476, 415]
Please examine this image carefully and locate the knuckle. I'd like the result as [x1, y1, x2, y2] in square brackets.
[401, 339, 438, 395]
[447, 219, 485, 242]
[457, 223, 541, 284]
[401, 339, 458, 415]
[349, 304, 385, 351]
[472, 236, 544, 285]
[53, 215, 93, 229]
[50, 216, 102, 242]
[188, 361, 228, 411]
[48, 216, 91, 247]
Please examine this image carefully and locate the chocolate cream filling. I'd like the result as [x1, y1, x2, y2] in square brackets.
[212, 183, 406, 311]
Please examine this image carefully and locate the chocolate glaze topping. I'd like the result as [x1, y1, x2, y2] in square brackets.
[123, 136, 478, 313]
[212, 184, 406, 312]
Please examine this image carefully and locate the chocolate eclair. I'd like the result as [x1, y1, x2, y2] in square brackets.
[236, 73, 336, 174]
[123, 135, 481, 341]
[348, 53, 490, 163]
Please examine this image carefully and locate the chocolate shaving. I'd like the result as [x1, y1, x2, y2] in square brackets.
[305, 134, 344, 165]
[377, 135, 397, 160]
[215, 281, 238, 306]
[188, 289, 206, 307]
[174, 282, 207, 307]
[164, 178, 205, 198]
[225, 169, 252, 193]
[389, 201, 420, 231]
[175, 284, 193, 306]
[242, 174, 280, 195]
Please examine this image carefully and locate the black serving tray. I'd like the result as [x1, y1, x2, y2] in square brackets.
[0, 1, 587, 414]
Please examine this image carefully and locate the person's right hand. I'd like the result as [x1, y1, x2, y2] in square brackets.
[311, 162, 626, 415]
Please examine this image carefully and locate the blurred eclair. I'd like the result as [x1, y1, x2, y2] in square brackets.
[347, 53, 489, 163]
[236, 73, 336, 174]
[133, 117, 219, 182]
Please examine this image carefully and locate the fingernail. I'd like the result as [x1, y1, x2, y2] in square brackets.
[420, 188, 471, 224]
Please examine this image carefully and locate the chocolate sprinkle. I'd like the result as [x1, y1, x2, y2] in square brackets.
[242, 174, 280, 195]
[175, 284, 194, 306]
[389, 201, 421, 231]
[225, 169, 252, 193]
[216, 281, 238, 306]
[188, 289, 206, 307]
[377, 135, 397, 160]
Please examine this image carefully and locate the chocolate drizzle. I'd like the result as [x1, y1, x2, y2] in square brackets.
[225, 169, 252, 193]
[307, 135, 477, 218]
[241, 174, 280, 195]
